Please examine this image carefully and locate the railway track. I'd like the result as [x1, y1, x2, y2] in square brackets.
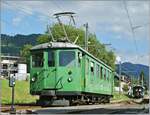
[1, 97, 149, 114]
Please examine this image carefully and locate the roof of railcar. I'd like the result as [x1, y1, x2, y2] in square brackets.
[31, 42, 113, 71]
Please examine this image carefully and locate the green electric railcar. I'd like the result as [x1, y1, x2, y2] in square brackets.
[30, 41, 114, 105]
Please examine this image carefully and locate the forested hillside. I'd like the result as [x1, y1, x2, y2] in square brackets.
[1, 34, 41, 55]
[116, 62, 149, 88]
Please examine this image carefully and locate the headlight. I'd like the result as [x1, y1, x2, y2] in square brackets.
[68, 77, 72, 82]
[31, 77, 36, 82]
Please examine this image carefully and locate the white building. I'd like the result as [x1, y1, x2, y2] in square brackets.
[1, 55, 28, 80]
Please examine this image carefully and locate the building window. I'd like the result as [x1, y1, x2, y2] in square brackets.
[2, 64, 8, 69]
[32, 52, 43, 67]
[48, 51, 55, 67]
[59, 51, 75, 67]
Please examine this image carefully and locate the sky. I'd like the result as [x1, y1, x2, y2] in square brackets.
[1, 0, 150, 66]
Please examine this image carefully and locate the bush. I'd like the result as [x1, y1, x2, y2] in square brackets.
[122, 84, 129, 92]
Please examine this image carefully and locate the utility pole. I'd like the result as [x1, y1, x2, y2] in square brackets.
[119, 61, 122, 94]
[84, 22, 88, 51]
[116, 56, 122, 94]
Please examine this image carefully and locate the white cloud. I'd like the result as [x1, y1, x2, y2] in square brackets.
[2, 1, 149, 36]
[116, 50, 150, 66]
[12, 17, 22, 26]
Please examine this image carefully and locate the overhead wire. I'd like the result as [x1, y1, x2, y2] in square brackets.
[2, 1, 56, 36]
[3, 1, 54, 19]
[123, 0, 142, 81]
[51, 0, 64, 12]
[123, 0, 138, 56]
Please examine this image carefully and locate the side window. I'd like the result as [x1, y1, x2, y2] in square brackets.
[100, 66, 103, 79]
[59, 51, 75, 67]
[96, 64, 99, 78]
[109, 72, 111, 80]
[32, 52, 43, 67]
[104, 68, 106, 80]
[107, 71, 109, 81]
[78, 52, 82, 67]
[48, 51, 55, 67]
[90, 61, 94, 76]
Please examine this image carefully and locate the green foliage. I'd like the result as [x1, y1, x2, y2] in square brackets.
[139, 70, 144, 85]
[20, 44, 32, 61]
[114, 78, 120, 87]
[37, 34, 50, 44]
[132, 77, 139, 85]
[139, 70, 148, 91]
[20, 44, 32, 72]
[37, 23, 116, 69]
[112, 92, 130, 101]
[1, 34, 40, 55]
[1, 80, 38, 104]
[122, 84, 129, 92]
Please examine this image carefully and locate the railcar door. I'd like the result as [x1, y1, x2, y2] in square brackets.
[56, 50, 79, 91]
[44, 50, 56, 89]
[30, 51, 45, 93]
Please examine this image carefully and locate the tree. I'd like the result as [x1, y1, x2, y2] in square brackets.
[132, 77, 139, 85]
[37, 23, 116, 69]
[139, 70, 144, 86]
[20, 44, 32, 72]
[114, 77, 120, 87]
[36, 34, 50, 44]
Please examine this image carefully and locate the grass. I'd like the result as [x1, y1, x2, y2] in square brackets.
[112, 91, 130, 101]
[1, 79, 38, 104]
[1, 79, 130, 104]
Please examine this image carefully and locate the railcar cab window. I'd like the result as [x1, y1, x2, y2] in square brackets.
[32, 52, 43, 67]
[48, 51, 55, 66]
[59, 51, 75, 67]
